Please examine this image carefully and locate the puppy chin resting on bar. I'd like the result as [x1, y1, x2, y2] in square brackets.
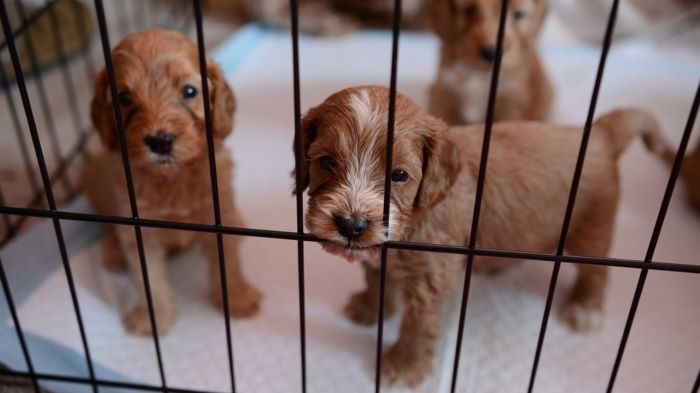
[297, 86, 668, 386]
[82, 29, 261, 336]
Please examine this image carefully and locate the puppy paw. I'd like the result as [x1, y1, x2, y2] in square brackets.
[124, 305, 176, 336]
[344, 291, 396, 326]
[218, 283, 262, 318]
[558, 301, 603, 332]
[381, 345, 431, 387]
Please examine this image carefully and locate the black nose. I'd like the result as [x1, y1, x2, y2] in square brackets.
[335, 216, 368, 240]
[480, 46, 497, 63]
[144, 132, 175, 155]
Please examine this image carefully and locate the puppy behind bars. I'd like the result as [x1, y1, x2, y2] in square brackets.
[427, 0, 553, 124]
[298, 86, 669, 386]
[82, 30, 261, 335]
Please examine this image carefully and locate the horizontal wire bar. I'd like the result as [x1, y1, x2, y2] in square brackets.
[0, 369, 218, 393]
[1, 205, 699, 274]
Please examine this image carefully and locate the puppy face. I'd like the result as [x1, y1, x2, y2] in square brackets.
[298, 86, 461, 262]
[431, 0, 547, 68]
[91, 29, 235, 175]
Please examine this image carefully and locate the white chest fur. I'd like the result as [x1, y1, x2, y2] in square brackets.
[438, 63, 497, 124]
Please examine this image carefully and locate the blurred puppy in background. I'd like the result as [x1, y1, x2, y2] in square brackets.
[428, 0, 553, 124]
[83, 29, 261, 335]
[298, 86, 668, 386]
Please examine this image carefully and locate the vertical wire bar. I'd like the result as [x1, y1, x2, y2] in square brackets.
[374, 1, 402, 391]
[527, 2, 620, 391]
[0, 256, 40, 393]
[0, 66, 41, 202]
[288, 0, 307, 391]
[692, 368, 700, 393]
[12, 0, 74, 197]
[606, 80, 700, 393]
[0, 3, 98, 392]
[92, 1, 168, 390]
[192, 1, 237, 391]
[449, 1, 508, 391]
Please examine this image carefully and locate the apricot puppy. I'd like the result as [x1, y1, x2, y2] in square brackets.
[82, 30, 261, 335]
[298, 86, 667, 386]
[428, 0, 553, 124]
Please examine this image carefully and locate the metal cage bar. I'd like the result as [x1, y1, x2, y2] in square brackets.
[449, 0, 509, 391]
[11, 0, 75, 197]
[92, 0, 168, 390]
[289, 0, 308, 391]
[606, 79, 700, 393]
[0, 256, 40, 393]
[374, 0, 402, 391]
[528, 0, 620, 391]
[0, 2, 97, 392]
[192, 0, 238, 391]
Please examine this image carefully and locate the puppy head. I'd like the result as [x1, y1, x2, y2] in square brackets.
[91, 29, 235, 175]
[297, 86, 461, 262]
[429, 0, 547, 68]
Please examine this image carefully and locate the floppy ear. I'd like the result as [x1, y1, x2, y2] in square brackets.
[90, 70, 119, 150]
[427, 0, 457, 41]
[292, 105, 322, 194]
[207, 61, 236, 140]
[416, 116, 462, 209]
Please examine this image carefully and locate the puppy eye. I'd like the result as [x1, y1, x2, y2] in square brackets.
[463, 4, 477, 19]
[513, 9, 525, 20]
[182, 84, 198, 99]
[319, 156, 335, 171]
[117, 91, 131, 107]
[391, 169, 409, 183]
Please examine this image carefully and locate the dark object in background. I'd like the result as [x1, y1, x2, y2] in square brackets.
[0, 363, 51, 393]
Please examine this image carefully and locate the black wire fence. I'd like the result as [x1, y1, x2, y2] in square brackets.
[0, 0, 698, 392]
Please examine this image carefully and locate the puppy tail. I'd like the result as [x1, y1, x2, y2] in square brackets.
[594, 108, 672, 159]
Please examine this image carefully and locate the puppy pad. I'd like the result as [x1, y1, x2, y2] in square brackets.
[6, 25, 700, 393]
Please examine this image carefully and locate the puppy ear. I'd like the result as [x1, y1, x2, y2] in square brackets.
[90, 70, 119, 150]
[207, 61, 236, 139]
[292, 105, 321, 194]
[416, 116, 461, 209]
[427, 0, 455, 41]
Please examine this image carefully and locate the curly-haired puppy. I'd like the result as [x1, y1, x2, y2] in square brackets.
[298, 86, 667, 385]
[428, 0, 553, 124]
[82, 30, 261, 335]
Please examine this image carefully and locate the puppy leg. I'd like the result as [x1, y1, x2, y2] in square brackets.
[559, 213, 613, 331]
[118, 227, 177, 335]
[344, 261, 399, 325]
[202, 231, 261, 318]
[382, 278, 443, 387]
[101, 225, 127, 271]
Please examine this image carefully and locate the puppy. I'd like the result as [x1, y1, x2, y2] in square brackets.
[82, 30, 261, 335]
[298, 86, 667, 385]
[428, 0, 553, 124]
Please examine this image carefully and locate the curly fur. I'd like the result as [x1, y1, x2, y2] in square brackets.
[82, 29, 261, 336]
[298, 86, 668, 386]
